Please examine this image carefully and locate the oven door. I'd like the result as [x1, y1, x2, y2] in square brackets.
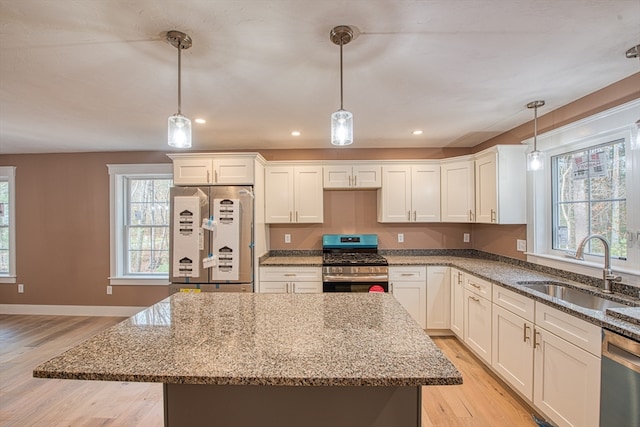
[323, 279, 389, 293]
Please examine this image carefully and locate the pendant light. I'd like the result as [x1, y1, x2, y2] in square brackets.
[526, 100, 545, 171]
[330, 26, 355, 146]
[166, 31, 192, 149]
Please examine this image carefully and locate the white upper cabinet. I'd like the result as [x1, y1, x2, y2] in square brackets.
[441, 159, 475, 222]
[323, 164, 381, 189]
[474, 145, 527, 224]
[265, 165, 323, 223]
[378, 163, 440, 223]
[169, 154, 257, 185]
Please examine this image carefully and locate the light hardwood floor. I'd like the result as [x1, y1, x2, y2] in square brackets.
[1, 315, 538, 426]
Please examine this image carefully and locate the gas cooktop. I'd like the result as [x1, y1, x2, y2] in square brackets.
[322, 252, 388, 266]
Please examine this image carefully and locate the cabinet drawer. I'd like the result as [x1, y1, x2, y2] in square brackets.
[535, 303, 601, 356]
[465, 274, 492, 300]
[259, 267, 322, 282]
[389, 266, 427, 281]
[493, 285, 534, 322]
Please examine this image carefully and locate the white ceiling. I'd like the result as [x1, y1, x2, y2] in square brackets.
[0, 0, 638, 154]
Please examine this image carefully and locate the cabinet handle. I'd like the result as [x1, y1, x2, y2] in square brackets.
[349, 175, 352, 186]
[400, 273, 414, 276]
[214, 170, 218, 183]
[289, 211, 292, 222]
[296, 211, 299, 222]
[523, 323, 530, 342]
[470, 282, 481, 290]
[490, 209, 496, 223]
[286, 282, 290, 293]
[291, 282, 296, 293]
[207, 170, 211, 183]
[390, 283, 394, 292]
[284, 273, 296, 277]
[469, 210, 475, 222]
[469, 295, 480, 302]
[533, 329, 541, 348]
[457, 271, 463, 285]
[413, 211, 417, 221]
[408, 211, 411, 221]
[354, 176, 357, 187]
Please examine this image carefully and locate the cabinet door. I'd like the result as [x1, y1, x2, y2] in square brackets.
[533, 327, 600, 427]
[426, 266, 450, 329]
[441, 160, 475, 222]
[265, 167, 295, 223]
[464, 289, 492, 364]
[475, 152, 497, 223]
[492, 305, 534, 400]
[353, 165, 381, 188]
[378, 165, 411, 222]
[259, 281, 289, 293]
[292, 282, 323, 293]
[294, 166, 324, 223]
[172, 158, 213, 185]
[323, 165, 352, 188]
[450, 268, 464, 339]
[213, 157, 254, 185]
[391, 281, 427, 329]
[412, 164, 441, 222]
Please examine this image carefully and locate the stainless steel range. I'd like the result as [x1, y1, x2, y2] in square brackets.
[322, 234, 389, 292]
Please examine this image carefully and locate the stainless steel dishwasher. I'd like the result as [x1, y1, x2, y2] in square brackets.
[600, 329, 640, 427]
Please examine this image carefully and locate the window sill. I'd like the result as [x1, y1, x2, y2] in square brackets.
[0, 276, 17, 284]
[526, 252, 640, 286]
[109, 277, 170, 286]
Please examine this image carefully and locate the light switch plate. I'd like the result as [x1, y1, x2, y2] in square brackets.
[517, 239, 527, 252]
[18, 284, 24, 293]
[284, 234, 291, 244]
[398, 233, 404, 243]
[463, 233, 470, 243]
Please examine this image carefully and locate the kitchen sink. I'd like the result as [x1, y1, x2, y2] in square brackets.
[516, 281, 629, 311]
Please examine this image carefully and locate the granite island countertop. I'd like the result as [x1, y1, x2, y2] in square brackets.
[34, 292, 462, 387]
[260, 253, 640, 341]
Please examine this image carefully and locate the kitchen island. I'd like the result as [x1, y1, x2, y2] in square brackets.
[34, 292, 462, 427]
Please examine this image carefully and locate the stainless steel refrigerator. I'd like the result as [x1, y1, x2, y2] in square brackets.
[169, 185, 254, 293]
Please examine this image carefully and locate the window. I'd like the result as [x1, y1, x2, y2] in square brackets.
[526, 98, 639, 279]
[0, 166, 16, 282]
[552, 140, 627, 259]
[108, 164, 172, 285]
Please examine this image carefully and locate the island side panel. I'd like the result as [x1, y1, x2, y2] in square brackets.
[163, 384, 421, 427]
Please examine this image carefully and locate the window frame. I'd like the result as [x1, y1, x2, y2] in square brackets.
[525, 98, 640, 285]
[108, 164, 172, 286]
[0, 166, 16, 283]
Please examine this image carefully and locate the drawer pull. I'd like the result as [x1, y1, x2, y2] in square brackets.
[469, 296, 480, 302]
[284, 273, 296, 277]
[533, 330, 541, 348]
[400, 273, 414, 276]
[470, 283, 482, 289]
[524, 323, 530, 343]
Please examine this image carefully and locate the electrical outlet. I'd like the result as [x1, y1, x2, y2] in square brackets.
[106, 285, 113, 295]
[18, 283, 24, 293]
[397, 233, 404, 243]
[284, 234, 291, 244]
[463, 233, 470, 243]
[517, 239, 527, 252]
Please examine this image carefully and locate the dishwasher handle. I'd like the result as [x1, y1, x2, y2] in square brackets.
[602, 329, 640, 374]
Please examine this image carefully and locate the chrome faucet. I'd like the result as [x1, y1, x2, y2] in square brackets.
[575, 234, 622, 294]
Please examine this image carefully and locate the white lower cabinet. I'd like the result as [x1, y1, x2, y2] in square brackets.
[390, 266, 427, 329]
[463, 287, 492, 365]
[426, 266, 450, 330]
[258, 267, 322, 293]
[489, 285, 601, 427]
[450, 268, 465, 339]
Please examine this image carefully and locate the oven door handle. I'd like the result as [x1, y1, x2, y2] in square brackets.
[323, 275, 389, 282]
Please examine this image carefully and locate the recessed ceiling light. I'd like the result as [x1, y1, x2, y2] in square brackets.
[291, 131, 301, 136]
[412, 130, 423, 135]
[194, 118, 206, 124]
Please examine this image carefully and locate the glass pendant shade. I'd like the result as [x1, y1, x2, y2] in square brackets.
[331, 109, 353, 146]
[527, 150, 545, 171]
[168, 113, 192, 148]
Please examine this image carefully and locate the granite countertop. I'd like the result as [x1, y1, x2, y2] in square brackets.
[260, 256, 323, 266]
[260, 254, 640, 341]
[33, 293, 462, 387]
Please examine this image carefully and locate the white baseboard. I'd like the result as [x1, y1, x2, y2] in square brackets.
[0, 304, 146, 317]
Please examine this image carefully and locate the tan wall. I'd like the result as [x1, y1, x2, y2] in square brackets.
[269, 190, 474, 250]
[0, 72, 636, 307]
[0, 152, 171, 307]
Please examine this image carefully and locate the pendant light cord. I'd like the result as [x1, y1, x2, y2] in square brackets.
[339, 39, 344, 110]
[533, 104, 538, 151]
[177, 43, 182, 115]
